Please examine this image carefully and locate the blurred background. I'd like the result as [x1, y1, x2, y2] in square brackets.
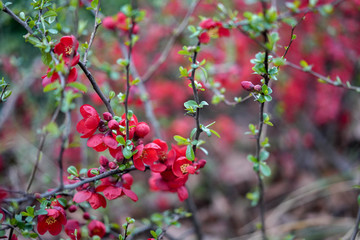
[1, 0, 360, 239]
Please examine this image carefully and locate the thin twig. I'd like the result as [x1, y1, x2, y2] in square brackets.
[119, 43, 163, 139]
[124, 17, 135, 140]
[6, 165, 146, 203]
[83, 0, 101, 66]
[141, 0, 200, 82]
[185, 189, 202, 240]
[78, 61, 115, 115]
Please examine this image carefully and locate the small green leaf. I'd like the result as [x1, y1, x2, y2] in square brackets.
[35, 209, 48, 216]
[210, 129, 220, 138]
[67, 82, 88, 93]
[57, 198, 67, 207]
[67, 166, 79, 177]
[259, 150, 269, 161]
[260, 162, 271, 177]
[43, 81, 60, 92]
[123, 147, 132, 159]
[150, 230, 157, 238]
[174, 135, 188, 145]
[186, 145, 195, 161]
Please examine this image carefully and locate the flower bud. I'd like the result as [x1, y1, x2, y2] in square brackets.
[198, 159, 207, 168]
[254, 84, 262, 92]
[83, 212, 90, 220]
[102, 17, 116, 30]
[103, 112, 112, 121]
[99, 156, 109, 167]
[87, 168, 98, 177]
[135, 122, 150, 139]
[108, 161, 117, 169]
[68, 205, 77, 213]
[108, 119, 119, 130]
[241, 81, 254, 91]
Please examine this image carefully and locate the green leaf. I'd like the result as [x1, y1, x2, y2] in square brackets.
[127, 110, 133, 121]
[123, 147, 132, 159]
[57, 198, 67, 207]
[174, 135, 188, 145]
[198, 101, 209, 108]
[264, 95, 272, 102]
[48, 28, 58, 34]
[116, 135, 126, 145]
[210, 129, 220, 138]
[186, 145, 195, 161]
[35, 209, 48, 216]
[259, 150, 269, 161]
[45, 122, 59, 136]
[67, 82, 88, 93]
[43, 10, 57, 19]
[43, 81, 60, 92]
[260, 162, 271, 177]
[184, 100, 198, 109]
[247, 154, 258, 163]
[150, 230, 157, 238]
[67, 166, 79, 177]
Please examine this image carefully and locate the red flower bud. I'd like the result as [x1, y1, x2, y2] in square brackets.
[108, 119, 119, 130]
[241, 81, 254, 91]
[135, 122, 150, 139]
[103, 112, 112, 121]
[198, 159, 207, 168]
[102, 16, 116, 30]
[34, 193, 41, 199]
[87, 168, 98, 177]
[108, 161, 117, 169]
[68, 205, 77, 213]
[254, 84, 262, 92]
[83, 212, 90, 220]
[99, 156, 109, 167]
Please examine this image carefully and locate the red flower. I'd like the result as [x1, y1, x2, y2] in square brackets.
[96, 174, 138, 202]
[73, 189, 107, 209]
[103, 16, 116, 30]
[76, 104, 101, 138]
[198, 32, 210, 44]
[133, 143, 164, 172]
[65, 219, 81, 240]
[41, 67, 78, 88]
[37, 207, 67, 236]
[199, 19, 219, 30]
[172, 157, 196, 177]
[88, 220, 106, 238]
[54, 35, 80, 66]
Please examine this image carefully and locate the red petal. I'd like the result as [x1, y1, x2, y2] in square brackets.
[87, 134, 104, 147]
[70, 54, 80, 67]
[89, 193, 107, 209]
[122, 188, 138, 202]
[48, 221, 63, 236]
[103, 136, 118, 149]
[142, 149, 159, 165]
[150, 163, 167, 173]
[103, 186, 122, 200]
[73, 190, 91, 203]
[67, 67, 78, 83]
[80, 104, 98, 118]
[177, 186, 188, 201]
[133, 158, 145, 171]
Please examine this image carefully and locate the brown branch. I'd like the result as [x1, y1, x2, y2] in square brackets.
[78, 61, 115, 115]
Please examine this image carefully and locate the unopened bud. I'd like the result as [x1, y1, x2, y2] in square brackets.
[241, 81, 254, 91]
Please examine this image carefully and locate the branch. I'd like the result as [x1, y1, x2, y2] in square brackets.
[83, 0, 102, 65]
[2, 6, 36, 36]
[6, 166, 145, 203]
[78, 61, 115, 115]
[141, 0, 200, 82]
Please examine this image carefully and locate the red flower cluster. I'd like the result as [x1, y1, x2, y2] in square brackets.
[149, 144, 206, 201]
[102, 12, 139, 34]
[198, 18, 230, 44]
[76, 104, 206, 202]
[42, 36, 79, 87]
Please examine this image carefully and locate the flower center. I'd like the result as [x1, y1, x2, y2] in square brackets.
[65, 46, 73, 55]
[46, 216, 57, 225]
[180, 164, 190, 174]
